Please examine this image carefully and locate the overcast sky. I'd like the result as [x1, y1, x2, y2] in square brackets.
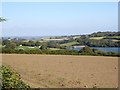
[1, 2, 118, 36]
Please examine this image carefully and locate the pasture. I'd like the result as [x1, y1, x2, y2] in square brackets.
[90, 37, 104, 40]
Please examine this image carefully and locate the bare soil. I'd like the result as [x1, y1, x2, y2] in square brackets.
[2, 54, 118, 88]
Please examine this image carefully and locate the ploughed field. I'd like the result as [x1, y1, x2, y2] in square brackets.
[2, 54, 118, 88]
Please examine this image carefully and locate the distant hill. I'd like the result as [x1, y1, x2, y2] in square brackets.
[89, 31, 120, 37]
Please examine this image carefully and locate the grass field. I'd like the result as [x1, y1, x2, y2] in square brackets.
[109, 36, 120, 39]
[2, 54, 118, 88]
[16, 46, 39, 50]
[60, 41, 79, 46]
[49, 48, 61, 50]
[90, 37, 104, 40]
[0, 44, 2, 48]
[112, 40, 120, 42]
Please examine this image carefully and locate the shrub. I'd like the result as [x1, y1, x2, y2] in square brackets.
[79, 46, 94, 54]
[1, 66, 30, 89]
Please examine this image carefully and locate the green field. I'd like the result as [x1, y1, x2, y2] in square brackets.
[106, 36, 120, 39]
[112, 40, 120, 42]
[112, 36, 120, 38]
[60, 41, 79, 46]
[0, 44, 2, 48]
[90, 36, 120, 40]
[73, 36, 81, 39]
[90, 37, 104, 40]
[49, 48, 61, 50]
[16, 46, 39, 50]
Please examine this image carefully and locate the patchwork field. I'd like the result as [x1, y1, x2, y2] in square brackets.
[2, 54, 118, 88]
[60, 41, 79, 46]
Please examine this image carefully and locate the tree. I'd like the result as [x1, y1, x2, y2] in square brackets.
[35, 41, 41, 46]
[79, 46, 94, 54]
[47, 41, 59, 48]
[39, 45, 47, 50]
[0, 17, 6, 22]
[5, 42, 16, 49]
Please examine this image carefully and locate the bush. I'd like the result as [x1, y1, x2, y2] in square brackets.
[1, 66, 30, 89]
[79, 46, 94, 54]
[39, 45, 47, 50]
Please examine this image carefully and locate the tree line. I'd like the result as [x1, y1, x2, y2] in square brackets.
[75, 36, 119, 47]
[1, 46, 120, 57]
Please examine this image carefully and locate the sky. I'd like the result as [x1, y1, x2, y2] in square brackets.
[1, 0, 120, 2]
[1, 2, 118, 36]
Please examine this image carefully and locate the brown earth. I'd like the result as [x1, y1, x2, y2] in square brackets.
[2, 54, 118, 88]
